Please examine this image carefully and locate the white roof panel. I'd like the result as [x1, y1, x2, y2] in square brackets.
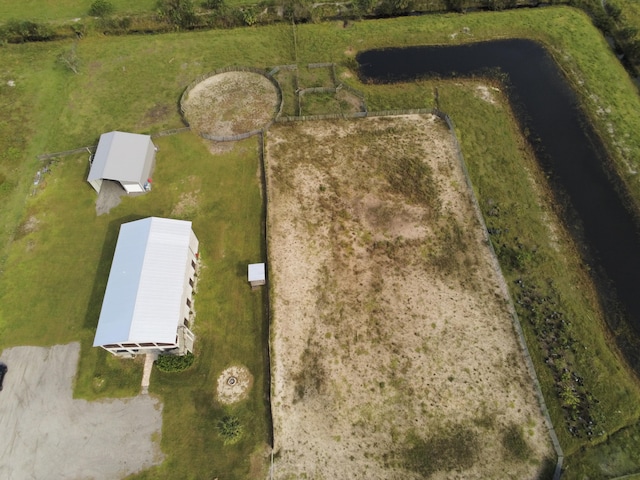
[88, 131, 155, 184]
[93, 217, 195, 347]
[248, 263, 265, 282]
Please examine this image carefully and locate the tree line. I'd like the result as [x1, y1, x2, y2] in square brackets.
[2, 0, 640, 76]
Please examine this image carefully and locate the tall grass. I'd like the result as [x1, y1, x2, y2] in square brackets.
[0, 0, 157, 23]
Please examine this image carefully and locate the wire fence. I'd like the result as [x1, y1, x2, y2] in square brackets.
[36, 125, 193, 161]
[37, 145, 95, 161]
[437, 110, 564, 480]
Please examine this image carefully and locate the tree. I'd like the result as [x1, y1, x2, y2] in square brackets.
[282, 0, 313, 22]
[89, 0, 115, 17]
[618, 26, 638, 42]
[605, 1, 622, 21]
[157, 0, 198, 29]
[202, 0, 225, 9]
[355, 0, 377, 16]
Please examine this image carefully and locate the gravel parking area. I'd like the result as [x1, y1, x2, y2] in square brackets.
[0, 343, 163, 480]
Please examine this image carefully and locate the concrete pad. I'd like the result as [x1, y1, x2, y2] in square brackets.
[141, 352, 157, 395]
[0, 343, 164, 479]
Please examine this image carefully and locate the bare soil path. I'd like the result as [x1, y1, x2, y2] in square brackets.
[266, 115, 553, 479]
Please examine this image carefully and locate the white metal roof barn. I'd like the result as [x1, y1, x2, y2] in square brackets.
[93, 217, 199, 356]
[87, 131, 156, 194]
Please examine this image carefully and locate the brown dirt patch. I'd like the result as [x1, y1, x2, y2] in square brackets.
[15, 215, 40, 241]
[475, 84, 501, 105]
[182, 71, 279, 138]
[206, 140, 236, 155]
[171, 190, 199, 218]
[266, 115, 553, 479]
[216, 365, 253, 404]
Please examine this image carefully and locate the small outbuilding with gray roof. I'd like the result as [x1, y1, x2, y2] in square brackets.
[87, 131, 156, 194]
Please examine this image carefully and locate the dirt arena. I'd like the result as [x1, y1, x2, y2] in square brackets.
[181, 71, 279, 137]
[265, 115, 554, 479]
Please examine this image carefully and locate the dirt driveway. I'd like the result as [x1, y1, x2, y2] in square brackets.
[0, 343, 163, 479]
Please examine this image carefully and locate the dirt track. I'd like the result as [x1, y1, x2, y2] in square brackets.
[0, 343, 163, 479]
[266, 115, 553, 479]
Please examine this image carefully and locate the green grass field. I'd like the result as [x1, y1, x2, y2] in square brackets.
[0, 0, 157, 22]
[2, 6, 640, 478]
[0, 131, 270, 478]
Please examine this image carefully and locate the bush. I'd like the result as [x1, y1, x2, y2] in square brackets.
[157, 0, 198, 29]
[202, 0, 226, 9]
[217, 415, 243, 444]
[89, 0, 115, 17]
[1, 20, 55, 43]
[155, 352, 195, 372]
[97, 16, 133, 34]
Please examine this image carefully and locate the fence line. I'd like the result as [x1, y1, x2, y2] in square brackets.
[269, 64, 297, 76]
[200, 129, 264, 142]
[36, 126, 192, 161]
[275, 108, 433, 123]
[257, 130, 275, 455]
[151, 127, 191, 138]
[437, 110, 564, 480]
[299, 86, 337, 95]
[37, 145, 95, 161]
[338, 82, 368, 113]
[307, 62, 333, 68]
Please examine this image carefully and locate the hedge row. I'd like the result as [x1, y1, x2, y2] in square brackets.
[1, 0, 639, 75]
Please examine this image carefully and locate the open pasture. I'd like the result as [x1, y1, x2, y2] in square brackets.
[1, 6, 640, 478]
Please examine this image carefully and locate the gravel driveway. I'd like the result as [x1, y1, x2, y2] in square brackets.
[0, 343, 163, 479]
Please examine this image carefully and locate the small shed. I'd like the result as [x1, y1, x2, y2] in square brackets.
[248, 263, 266, 287]
[87, 131, 157, 194]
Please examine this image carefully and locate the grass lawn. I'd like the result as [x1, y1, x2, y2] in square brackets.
[1, 5, 640, 478]
[0, 132, 270, 478]
[0, 0, 157, 23]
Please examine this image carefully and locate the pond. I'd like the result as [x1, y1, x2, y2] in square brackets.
[358, 39, 640, 367]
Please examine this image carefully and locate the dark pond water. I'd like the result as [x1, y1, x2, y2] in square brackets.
[358, 39, 640, 364]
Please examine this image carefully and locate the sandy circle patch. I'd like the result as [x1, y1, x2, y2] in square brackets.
[182, 71, 279, 138]
[216, 365, 253, 404]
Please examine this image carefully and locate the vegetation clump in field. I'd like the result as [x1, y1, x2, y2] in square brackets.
[217, 415, 243, 445]
[89, 0, 115, 17]
[402, 424, 480, 477]
[155, 352, 195, 372]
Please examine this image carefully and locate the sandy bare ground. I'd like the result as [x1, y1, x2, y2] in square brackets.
[0, 343, 163, 479]
[266, 115, 554, 479]
[182, 71, 279, 137]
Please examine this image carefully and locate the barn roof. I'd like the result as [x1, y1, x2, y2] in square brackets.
[93, 217, 196, 347]
[87, 131, 156, 185]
